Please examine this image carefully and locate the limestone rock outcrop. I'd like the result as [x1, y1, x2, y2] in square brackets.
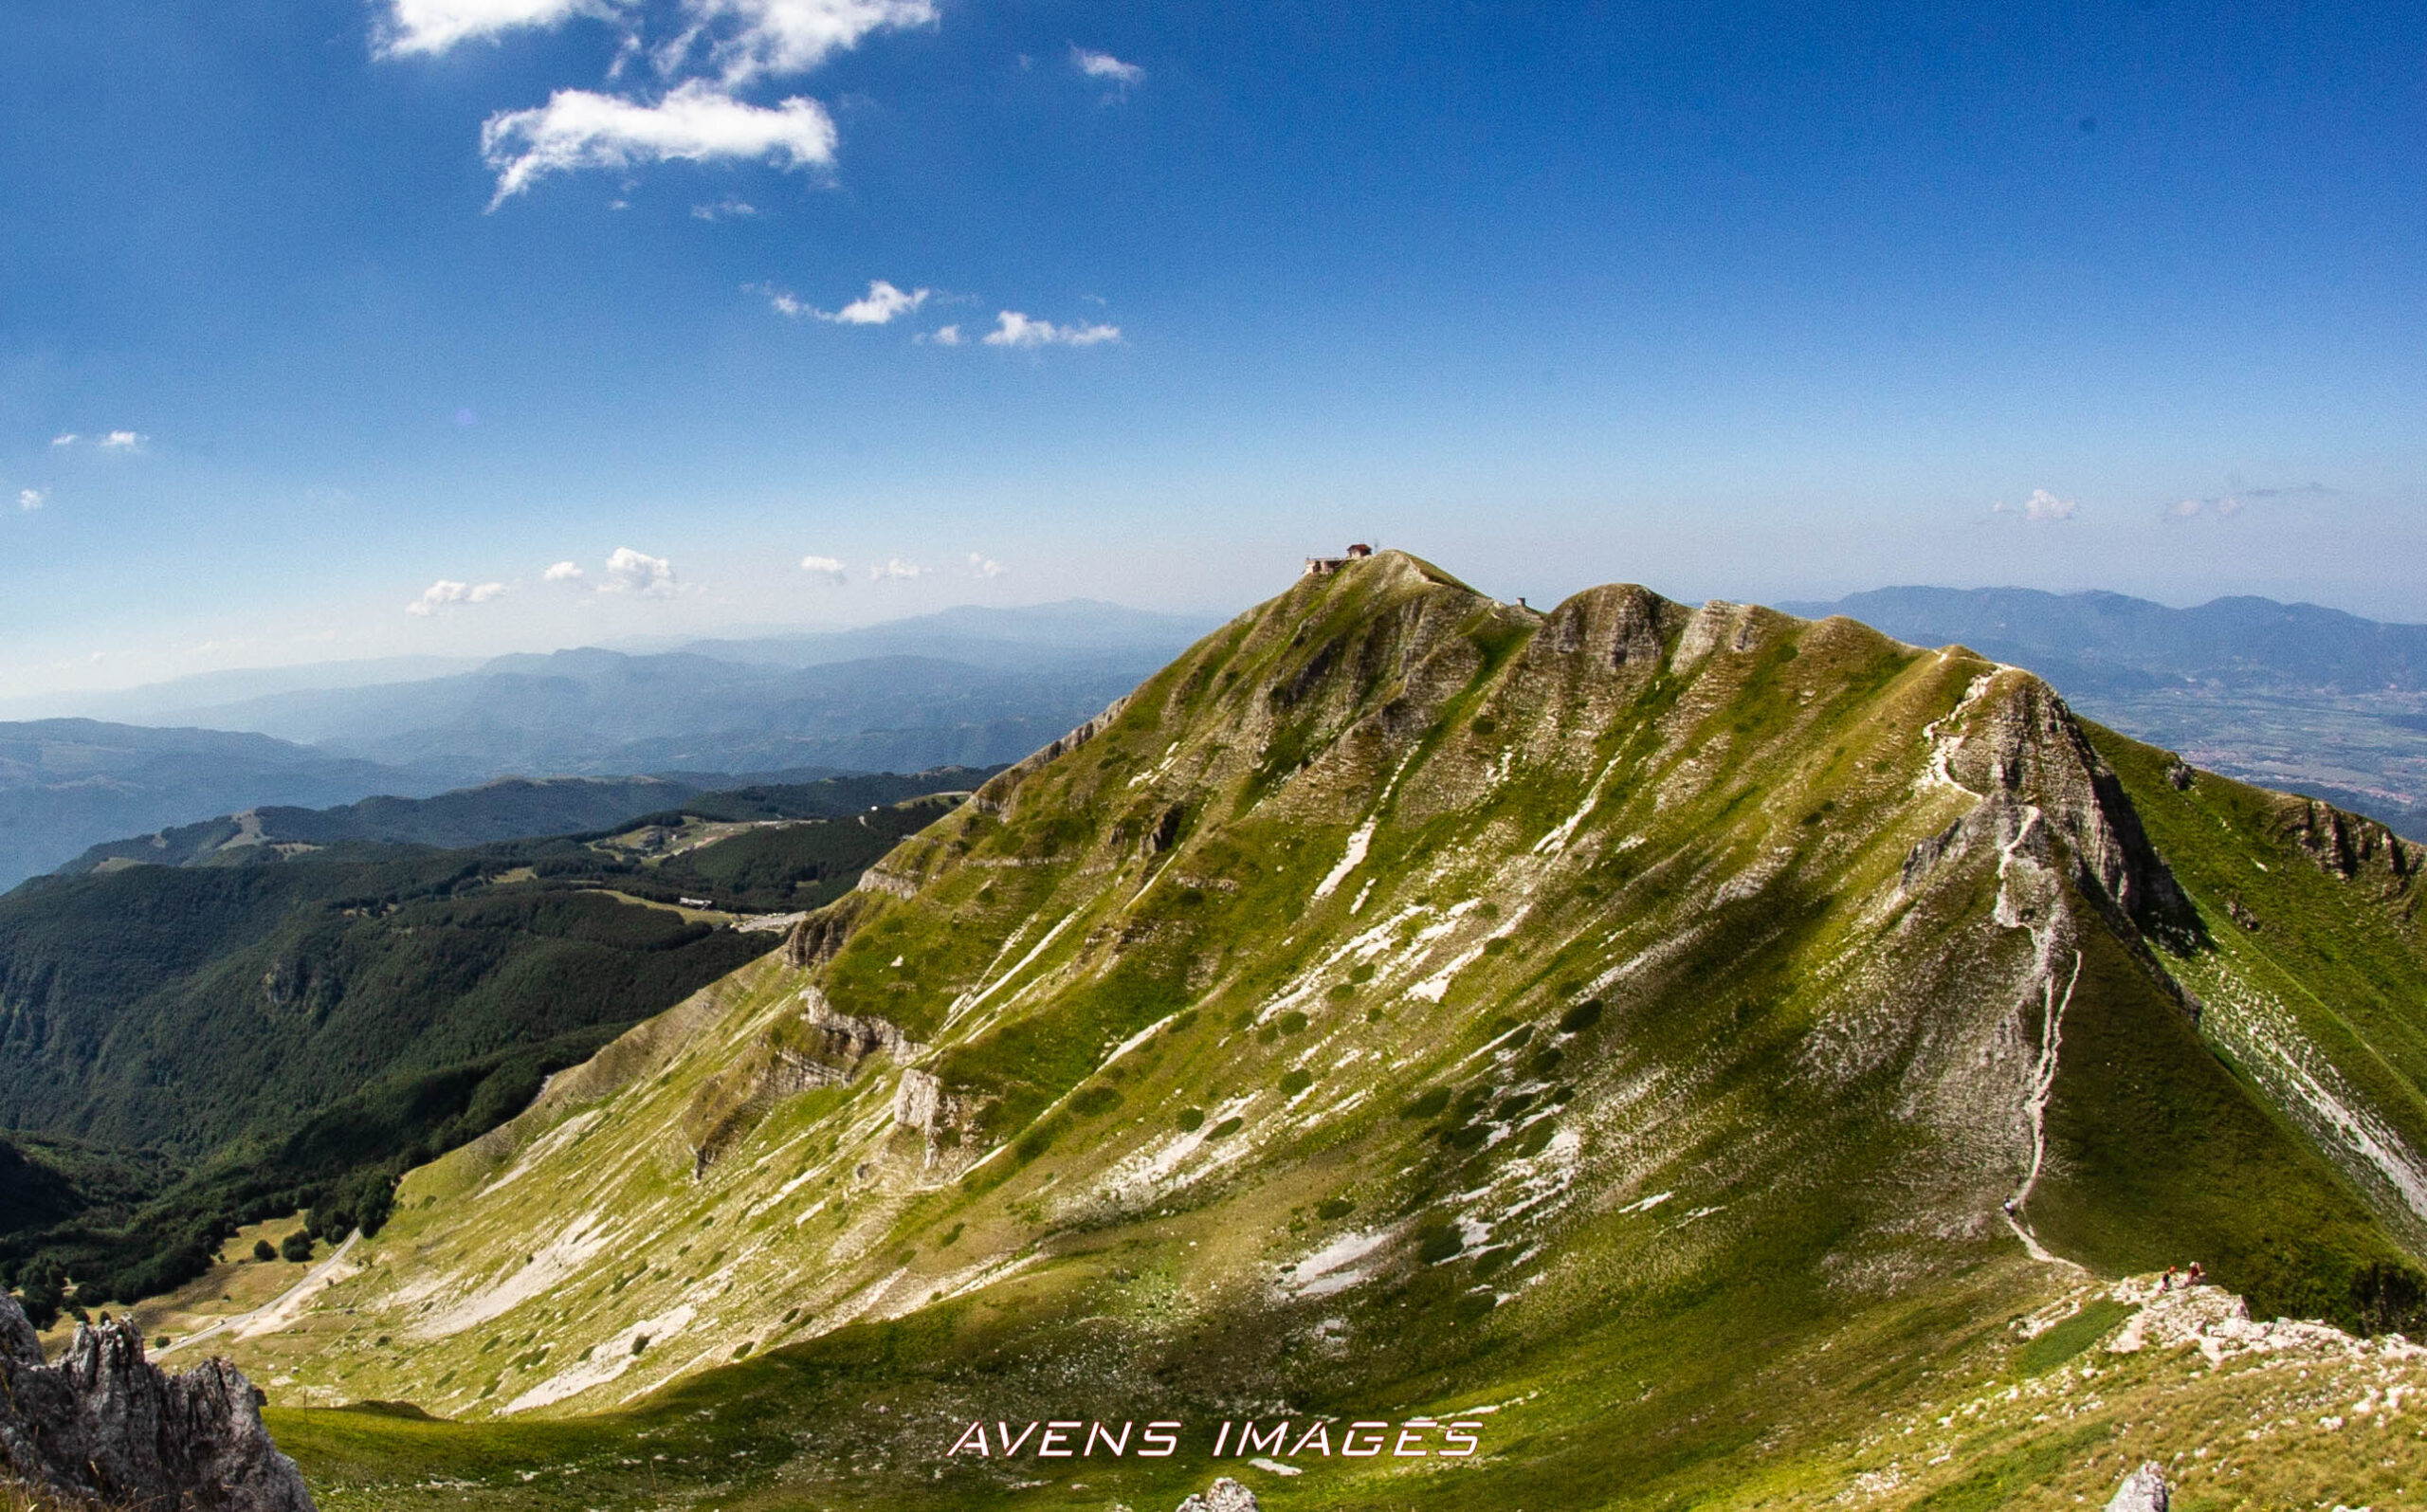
[2105, 1461, 2168, 1512]
[0, 1294, 314, 1512]
[1175, 1476, 1259, 1512]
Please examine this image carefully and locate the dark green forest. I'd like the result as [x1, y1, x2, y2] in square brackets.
[0, 779, 975, 1321]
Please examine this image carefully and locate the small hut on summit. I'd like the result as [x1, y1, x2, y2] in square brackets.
[1303, 543, 1375, 576]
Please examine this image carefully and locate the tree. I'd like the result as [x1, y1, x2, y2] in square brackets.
[278, 1230, 314, 1264]
[252, 1239, 276, 1262]
[14, 1257, 66, 1330]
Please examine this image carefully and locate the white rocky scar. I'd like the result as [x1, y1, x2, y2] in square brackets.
[1313, 755, 1415, 901]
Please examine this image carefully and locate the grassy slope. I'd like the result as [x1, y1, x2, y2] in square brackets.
[215, 556, 2427, 1510]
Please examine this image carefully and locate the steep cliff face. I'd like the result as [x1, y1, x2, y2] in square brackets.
[207, 553, 2427, 1510]
[0, 1296, 312, 1512]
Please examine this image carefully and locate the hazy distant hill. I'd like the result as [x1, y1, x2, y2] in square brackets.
[1783, 588, 2427, 838]
[1779, 586, 2427, 694]
[669, 599, 1217, 671]
[0, 655, 485, 725]
[130, 602, 1220, 788]
[0, 603, 1217, 887]
[0, 720, 434, 889]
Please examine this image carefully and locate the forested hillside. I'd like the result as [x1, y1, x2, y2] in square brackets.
[0, 788, 969, 1318]
[61, 768, 992, 874]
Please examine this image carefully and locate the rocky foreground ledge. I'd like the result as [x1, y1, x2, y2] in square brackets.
[0, 1295, 313, 1512]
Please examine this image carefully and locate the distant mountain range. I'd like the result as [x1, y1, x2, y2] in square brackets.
[170, 649, 1150, 779]
[1778, 586, 2427, 695]
[0, 602, 1217, 887]
[0, 720, 437, 893]
[173, 603, 1214, 782]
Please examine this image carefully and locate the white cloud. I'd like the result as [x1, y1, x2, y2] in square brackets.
[49, 434, 76, 447]
[17, 489, 43, 512]
[751, 282, 811, 318]
[918, 323, 961, 346]
[823, 279, 927, 324]
[601, 545, 682, 595]
[543, 559, 587, 582]
[481, 80, 837, 205]
[982, 310, 1121, 348]
[868, 556, 922, 580]
[800, 554, 849, 582]
[385, 0, 929, 204]
[756, 278, 930, 324]
[669, 0, 937, 86]
[1994, 488, 2077, 523]
[408, 579, 509, 616]
[690, 197, 757, 220]
[378, 0, 615, 57]
[1071, 46, 1143, 90]
[99, 430, 147, 451]
[967, 552, 1005, 578]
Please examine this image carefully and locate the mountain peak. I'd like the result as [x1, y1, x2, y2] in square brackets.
[214, 561, 2427, 1512]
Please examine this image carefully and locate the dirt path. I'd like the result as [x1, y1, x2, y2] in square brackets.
[155, 1230, 358, 1358]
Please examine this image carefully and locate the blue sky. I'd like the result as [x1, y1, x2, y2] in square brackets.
[3, 0, 2422, 698]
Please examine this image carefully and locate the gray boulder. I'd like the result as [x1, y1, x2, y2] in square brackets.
[0, 1293, 315, 1512]
[1177, 1476, 1261, 1512]
[2106, 1461, 2168, 1512]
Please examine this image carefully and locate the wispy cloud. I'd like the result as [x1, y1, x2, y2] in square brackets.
[98, 430, 148, 451]
[982, 310, 1121, 348]
[825, 279, 927, 324]
[385, 0, 936, 204]
[543, 559, 586, 582]
[383, 0, 932, 76]
[2166, 482, 2339, 519]
[1993, 488, 2078, 523]
[690, 197, 757, 220]
[800, 553, 848, 582]
[378, 0, 615, 58]
[600, 545, 682, 595]
[481, 81, 837, 205]
[2165, 494, 2247, 522]
[751, 282, 812, 318]
[967, 552, 1005, 578]
[756, 279, 930, 324]
[667, 0, 938, 86]
[918, 323, 961, 346]
[868, 556, 922, 580]
[407, 578, 509, 616]
[1070, 45, 1143, 93]
[17, 489, 42, 512]
[48, 434, 76, 447]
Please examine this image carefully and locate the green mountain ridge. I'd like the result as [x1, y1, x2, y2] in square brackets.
[164, 553, 2427, 1509]
[57, 768, 997, 875]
